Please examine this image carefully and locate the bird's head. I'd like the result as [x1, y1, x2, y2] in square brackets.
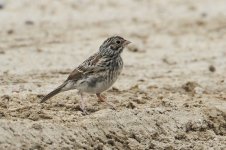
[99, 36, 131, 56]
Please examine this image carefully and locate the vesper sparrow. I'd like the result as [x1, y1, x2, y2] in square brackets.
[41, 36, 131, 113]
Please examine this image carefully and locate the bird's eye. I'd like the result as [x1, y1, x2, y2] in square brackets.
[116, 40, 121, 44]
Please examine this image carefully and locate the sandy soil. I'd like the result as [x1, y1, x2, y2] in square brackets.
[0, 0, 226, 149]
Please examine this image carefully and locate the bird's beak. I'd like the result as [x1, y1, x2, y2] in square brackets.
[123, 40, 131, 46]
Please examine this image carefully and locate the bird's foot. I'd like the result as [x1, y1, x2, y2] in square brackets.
[79, 100, 89, 115]
[81, 109, 89, 115]
[80, 106, 89, 115]
[106, 102, 116, 110]
[96, 93, 116, 110]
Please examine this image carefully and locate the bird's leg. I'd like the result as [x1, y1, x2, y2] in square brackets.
[79, 92, 88, 115]
[96, 93, 106, 102]
[96, 93, 116, 110]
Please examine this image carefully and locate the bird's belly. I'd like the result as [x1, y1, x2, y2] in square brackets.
[76, 73, 119, 94]
[86, 80, 111, 94]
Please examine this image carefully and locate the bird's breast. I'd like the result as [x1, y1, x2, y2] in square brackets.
[76, 58, 123, 94]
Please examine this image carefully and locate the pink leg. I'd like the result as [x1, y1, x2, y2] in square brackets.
[96, 93, 116, 110]
[96, 93, 106, 102]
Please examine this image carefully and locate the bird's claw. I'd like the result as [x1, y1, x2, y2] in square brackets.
[81, 108, 89, 115]
[106, 102, 116, 110]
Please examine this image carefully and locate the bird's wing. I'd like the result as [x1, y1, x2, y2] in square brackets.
[66, 53, 103, 81]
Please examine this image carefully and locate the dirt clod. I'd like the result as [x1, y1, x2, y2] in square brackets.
[182, 81, 199, 93]
[209, 65, 216, 72]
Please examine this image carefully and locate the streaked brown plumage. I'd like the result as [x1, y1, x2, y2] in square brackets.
[41, 36, 131, 114]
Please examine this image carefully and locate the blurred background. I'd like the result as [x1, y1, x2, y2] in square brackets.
[0, 0, 226, 92]
[0, 0, 226, 149]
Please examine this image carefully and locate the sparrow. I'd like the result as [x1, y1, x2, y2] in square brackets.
[40, 36, 131, 114]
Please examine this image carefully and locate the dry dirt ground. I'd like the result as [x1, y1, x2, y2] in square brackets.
[0, 0, 226, 149]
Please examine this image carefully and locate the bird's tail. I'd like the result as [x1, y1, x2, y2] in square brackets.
[40, 82, 67, 103]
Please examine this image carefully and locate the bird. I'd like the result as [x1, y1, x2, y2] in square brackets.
[40, 36, 131, 114]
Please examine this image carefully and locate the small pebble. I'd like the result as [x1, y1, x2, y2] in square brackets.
[209, 65, 216, 72]
[25, 20, 34, 25]
[0, 50, 5, 54]
[36, 48, 43, 53]
[7, 29, 14, 35]
[0, 1, 4, 10]
[201, 12, 207, 18]
[31, 123, 42, 130]
[194, 87, 204, 95]
[182, 81, 199, 93]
